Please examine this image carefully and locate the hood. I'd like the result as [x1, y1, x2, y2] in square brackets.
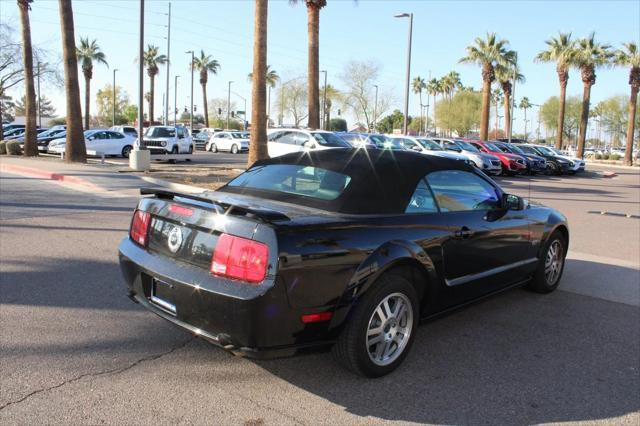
[477, 152, 500, 162]
[430, 150, 467, 160]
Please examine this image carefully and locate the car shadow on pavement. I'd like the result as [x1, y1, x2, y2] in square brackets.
[254, 287, 639, 424]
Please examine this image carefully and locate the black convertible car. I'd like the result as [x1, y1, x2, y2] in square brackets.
[119, 149, 569, 377]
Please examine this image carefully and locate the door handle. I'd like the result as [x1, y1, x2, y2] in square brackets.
[454, 226, 473, 239]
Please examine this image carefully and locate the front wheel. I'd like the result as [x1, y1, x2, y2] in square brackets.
[527, 230, 567, 293]
[209, 143, 218, 153]
[333, 273, 419, 377]
[171, 145, 179, 155]
[231, 144, 239, 154]
[121, 145, 132, 158]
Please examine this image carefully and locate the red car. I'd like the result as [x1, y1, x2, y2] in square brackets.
[469, 141, 527, 175]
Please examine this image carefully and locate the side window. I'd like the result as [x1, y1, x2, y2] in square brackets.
[401, 138, 418, 150]
[405, 179, 438, 214]
[293, 132, 310, 146]
[470, 142, 484, 151]
[427, 170, 500, 212]
[109, 132, 124, 139]
[277, 132, 297, 145]
[268, 131, 282, 141]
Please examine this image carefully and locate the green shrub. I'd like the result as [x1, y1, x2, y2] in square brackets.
[6, 140, 21, 155]
[610, 153, 621, 161]
[594, 153, 602, 160]
[0, 141, 6, 155]
[602, 153, 610, 160]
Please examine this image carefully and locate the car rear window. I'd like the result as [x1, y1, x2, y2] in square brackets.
[312, 132, 351, 148]
[226, 164, 352, 201]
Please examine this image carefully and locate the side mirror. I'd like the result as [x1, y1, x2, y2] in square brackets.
[410, 145, 422, 152]
[303, 141, 316, 149]
[502, 193, 524, 210]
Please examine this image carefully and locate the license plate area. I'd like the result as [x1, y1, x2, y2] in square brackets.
[150, 278, 177, 315]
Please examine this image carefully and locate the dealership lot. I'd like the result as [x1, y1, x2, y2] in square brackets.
[0, 164, 638, 424]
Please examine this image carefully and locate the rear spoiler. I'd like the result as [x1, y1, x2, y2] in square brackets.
[140, 187, 290, 222]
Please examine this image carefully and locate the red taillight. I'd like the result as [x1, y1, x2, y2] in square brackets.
[301, 312, 333, 323]
[130, 210, 151, 247]
[169, 204, 193, 217]
[211, 233, 269, 284]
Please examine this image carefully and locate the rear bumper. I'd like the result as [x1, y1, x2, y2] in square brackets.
[118, 238, 335, 358]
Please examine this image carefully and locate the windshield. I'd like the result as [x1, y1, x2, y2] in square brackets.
[144, 127, 175, 138]
[417, 139, 443, 151]
[536, 146, 555, 155]
[456, 140, 480, 152]
[505, 144, 525, 154]
[483, 142, 503, 152]
[83, 130, 100, 137]
[38, 128, 64, 138]
[549, 147, 564, 155]
[231, 132, 249, 139]
[226, 164, 351, 201]
[312, 132, 351, 147]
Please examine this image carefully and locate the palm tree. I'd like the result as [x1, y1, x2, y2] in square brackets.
[192, 50, 220, 128]
[573, 33, 612, 158]
[412, 76, 426, 135]
[443, 71, 462, 101]
[492, 88, 503, 137]
[460, 33, 516, 141]
[248, 65, 279, 123]
[426, 78, 440, 135]
[142, 45, 168, 124]
[17, 0, 37, 156]
[321, 84, 340, 129]
[614, 42, 640, 165]
[535, 33, 577, 149]
[76, 37, 107, 130]
[519, 97, 532, 140]
[495, 63, 524, 139]
[58, 0, 85, 162]
[248, 0, 268, 165]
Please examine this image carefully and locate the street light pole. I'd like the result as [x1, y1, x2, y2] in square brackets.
[232, 91, 247, 130]
[373, 84, 379, 133]
[112, 68, 118, 126]
[36, 61, 41, 128]
[227, 81, 233, 129]
[137, 0, 144, 145]
[395, 12, 413, 135]
[164, 2, 171, 125]
[320, 70, 327, 130]
[508, 52, 518, 143]
[186, 50, 194, 132]
[425, 69, 431, 135]
[174, 75, 179, 125]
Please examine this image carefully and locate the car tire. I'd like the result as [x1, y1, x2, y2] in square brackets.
[210, 143, 218, 153]
[188, 145, 193, 154]
[527, 230, 567, 294]
[121, 145, 132, 158]
[231, 144, 239, 154]
[547, 162, 559, 175]
[333, 273, 419, 377]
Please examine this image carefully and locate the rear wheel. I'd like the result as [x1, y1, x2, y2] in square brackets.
[210, 143, 218, 153]
[121, 145, 132, 158]
[528, 230, 567, 293]
[231, 144, 239, 154]
[547, 162, 559, 175]
[334, 273, 419, 377]
[171, 145, 179, 155]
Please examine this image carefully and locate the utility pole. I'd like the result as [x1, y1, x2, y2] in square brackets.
[137, 0, 144, 143]
[425, 70, 431, 135]
[395, 12, 413, 135]
[320, 70, 327, 130]
[373, 84, 379, 133]
[227, 81, 233, 129]
[508, 52, 517, 143]
[36, 62, 41, 128]
[174, 75, 179, 125]
[232, 91, 247, 130]
[112, 68, 118, 126]
[186, 50, 194, 132]
[164, 2, 171, 125]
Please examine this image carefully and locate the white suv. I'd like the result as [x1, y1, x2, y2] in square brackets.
[206, 131, 250, 154]
[137, 126, 194, 154]
[266, 128, 351, 158]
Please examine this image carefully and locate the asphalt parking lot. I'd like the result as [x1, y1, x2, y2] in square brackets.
[0, 163, 638, 424]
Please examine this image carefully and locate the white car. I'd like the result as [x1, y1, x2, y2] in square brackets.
[266, 128, 351, 158]
[393, 136, 473, 164]
[48, 129, 136, 158]
[137, 125, 194, 154]
[532, 144, 585, 173]
[431, 137, 503, 175]
[206, 131, 250, 154]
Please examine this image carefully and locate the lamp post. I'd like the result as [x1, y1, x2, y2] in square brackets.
[320, 70, 327, 130]
[186, 50, 194, 132]
[173, 75, 179, 125]
[164, 2, 171, 125]
[373, 84, 379, 133]
[394, 12, 413, 135]
[508, 52, 518, 143]
[137, 0, 144, 145]
[227, 81, 233, 129]
[112, 68, 118, 126]
[232, 91, 247, 130]
[36, 61, 41, 128]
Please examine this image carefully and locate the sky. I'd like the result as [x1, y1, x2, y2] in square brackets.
[2, 0, 639, 134]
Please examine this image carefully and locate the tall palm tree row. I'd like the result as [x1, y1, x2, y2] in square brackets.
[17, 0, 37, 156]
[535, 33, 576, 149]
[248, 0, 269, 165]
[460, 32, 516, 141]
[248, 64, 280, 123]
[495, 62, 524, 138]
[58, 0, 85, 162]
[142, 45, 168, 124]
[614, 42, 640, 165]
[492, 88, 503, 136]
[192, 50, 220, 128]
[412, 76, 426, 135]
[573, 33, 613, 158]
[426, 78, 440, 135]
[76, 37, 107, 130]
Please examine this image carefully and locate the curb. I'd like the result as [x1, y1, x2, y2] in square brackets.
[139, 176, 207, 194]
[0, 162, 102, 192]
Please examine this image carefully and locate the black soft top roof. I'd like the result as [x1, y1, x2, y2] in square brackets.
[221, 148, 474, 214]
